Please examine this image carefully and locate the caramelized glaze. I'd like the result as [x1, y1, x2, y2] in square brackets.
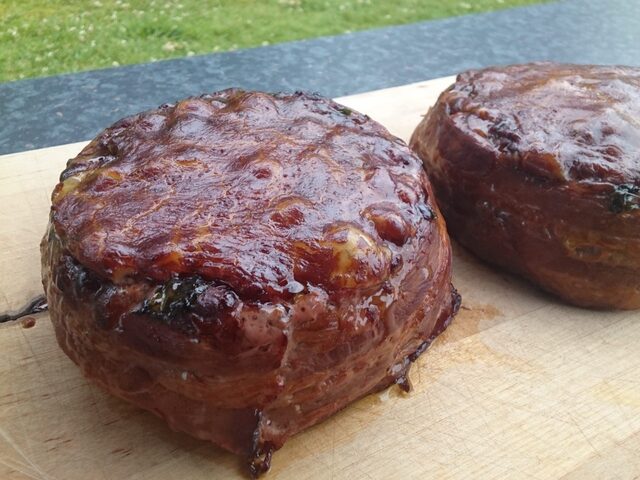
[411, 63, 640, 309]
[43, 90, 459, 475]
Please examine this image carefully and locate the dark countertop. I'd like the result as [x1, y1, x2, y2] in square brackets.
[2, 0, 640, 155]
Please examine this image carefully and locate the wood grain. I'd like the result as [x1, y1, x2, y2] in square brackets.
[1, 76, 639, 480]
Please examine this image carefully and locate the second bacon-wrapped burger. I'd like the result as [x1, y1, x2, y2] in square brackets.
[411, 62, 640, 310]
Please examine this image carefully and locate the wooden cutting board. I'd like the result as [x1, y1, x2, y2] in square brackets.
[1, 76, 640, 480]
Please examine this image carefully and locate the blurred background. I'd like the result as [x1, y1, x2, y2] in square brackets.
[1, 0, 548, 83]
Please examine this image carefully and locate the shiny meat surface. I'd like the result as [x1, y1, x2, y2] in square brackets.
[444, 63, 640, 183]
[42, 89, 459, 476]
[411, 63, 640, 309]
[52, 90, 432, 299]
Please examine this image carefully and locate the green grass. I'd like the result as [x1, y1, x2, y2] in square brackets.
[1, 0, 548, 82]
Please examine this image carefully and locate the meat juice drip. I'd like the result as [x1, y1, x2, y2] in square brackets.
[0, 295, 48, 323]
[21, 317, 37, 329]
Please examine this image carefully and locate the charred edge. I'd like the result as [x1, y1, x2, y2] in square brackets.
[610, 184, 640, 213]
[395, 375, 412, 393]
[137, 276, 207, 321]
[408, 339, 433, 363]
[417, 203, 436, 221]
[250, 409, 263, 455]
[248, 410, 274, 478]
[0, 295, 48, 323]
[487, 117, 521, 154]
[436, 284, 461, 335]
[248, 444, 274, 479]
[451, 285, 462, 315]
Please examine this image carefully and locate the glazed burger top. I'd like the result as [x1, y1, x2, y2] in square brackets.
[51, 89, 438, 301]
[439, 62, 640, 186]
